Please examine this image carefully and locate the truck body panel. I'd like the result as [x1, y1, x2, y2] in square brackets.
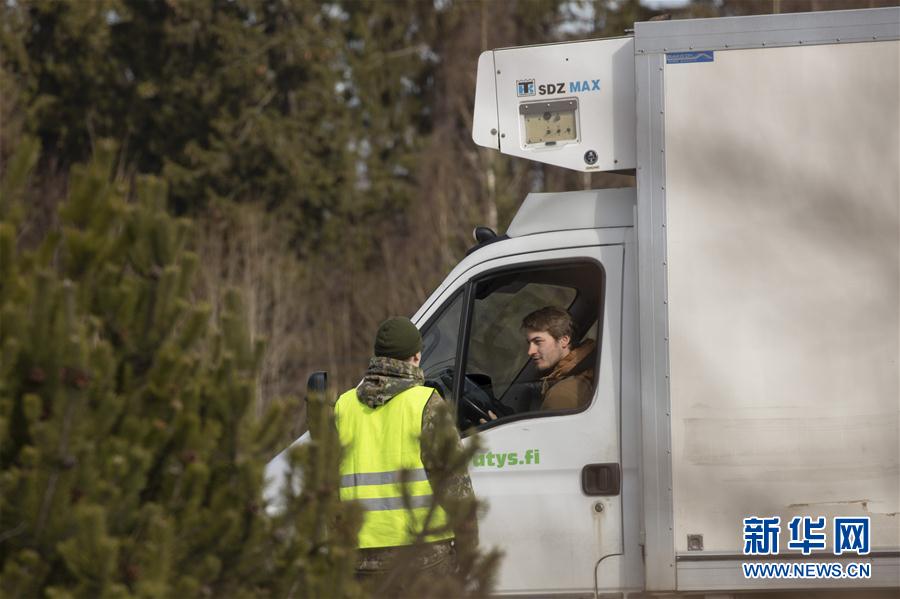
[665, 38, 899, 554]
[633, 7, 900, 592]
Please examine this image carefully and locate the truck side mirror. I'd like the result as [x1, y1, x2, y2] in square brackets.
[306, 371, 328, 394]
[305, 371, 329, 441]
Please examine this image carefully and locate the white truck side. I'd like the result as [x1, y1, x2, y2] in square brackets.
[266, 7, 900, 597]
[438, 6, 899, 596]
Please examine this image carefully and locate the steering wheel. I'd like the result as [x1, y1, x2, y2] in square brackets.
[424, 367, 511, 428]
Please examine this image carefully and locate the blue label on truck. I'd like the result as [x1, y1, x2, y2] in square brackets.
[666, 51, 714, 64]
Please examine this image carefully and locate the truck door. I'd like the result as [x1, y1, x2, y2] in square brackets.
[418, 245, 624, 594]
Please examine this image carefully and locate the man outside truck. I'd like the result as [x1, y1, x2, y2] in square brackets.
[334, 317, 478, 583]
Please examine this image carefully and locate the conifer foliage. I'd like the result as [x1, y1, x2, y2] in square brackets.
[0, 140, 332, 597]
[0, 141, 497, 597]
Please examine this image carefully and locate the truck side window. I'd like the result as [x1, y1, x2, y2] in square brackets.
[458, 262, 604, 430]
[420, 292, 463, 403]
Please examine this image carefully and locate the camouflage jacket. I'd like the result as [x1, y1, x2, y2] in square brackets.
[350, 357, 478, 572]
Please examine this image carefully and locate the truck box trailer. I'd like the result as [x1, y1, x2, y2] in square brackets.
[266, 7, 900, 596]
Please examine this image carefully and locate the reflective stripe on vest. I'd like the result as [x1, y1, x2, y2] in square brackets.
[334, 385, 453, 549]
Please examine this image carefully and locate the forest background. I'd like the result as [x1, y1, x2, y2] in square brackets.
[5, 2, 899, 596]
[2, 0, 893, 438]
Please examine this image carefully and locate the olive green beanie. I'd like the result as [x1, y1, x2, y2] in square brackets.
[374, 317, 422, 360]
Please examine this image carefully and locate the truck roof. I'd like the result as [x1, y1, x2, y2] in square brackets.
[506, 187, 635, 237]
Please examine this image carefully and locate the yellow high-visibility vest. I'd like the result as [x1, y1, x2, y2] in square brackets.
[335, 385, 453, 549]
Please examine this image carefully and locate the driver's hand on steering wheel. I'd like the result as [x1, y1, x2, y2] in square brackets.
[478, 410, 498, 425]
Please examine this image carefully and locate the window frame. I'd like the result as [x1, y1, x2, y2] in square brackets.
[419, 289, 466, 386]
[422, 258, 606, 434]
[418, 257, 607, 434]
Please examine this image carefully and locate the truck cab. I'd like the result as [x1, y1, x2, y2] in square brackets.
[414, 187, 640, 593]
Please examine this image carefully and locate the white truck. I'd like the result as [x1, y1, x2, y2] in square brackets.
[268, 7, 900, 597]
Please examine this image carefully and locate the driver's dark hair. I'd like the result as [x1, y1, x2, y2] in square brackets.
[521, 306, 575, 342]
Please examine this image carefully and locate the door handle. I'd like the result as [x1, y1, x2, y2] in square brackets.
[581, 463, 621, 496]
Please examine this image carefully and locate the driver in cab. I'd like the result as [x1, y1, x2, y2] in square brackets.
[523, 306, 595, 411]
[481, 306, 596, 423]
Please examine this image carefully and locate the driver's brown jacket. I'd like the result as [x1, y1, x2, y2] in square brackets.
[540, 339, 596, 411]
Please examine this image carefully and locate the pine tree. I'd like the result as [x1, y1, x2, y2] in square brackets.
[0, 0, 356, 244]
[0, 140, 319, 597]
[0, 140, 498, 597]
